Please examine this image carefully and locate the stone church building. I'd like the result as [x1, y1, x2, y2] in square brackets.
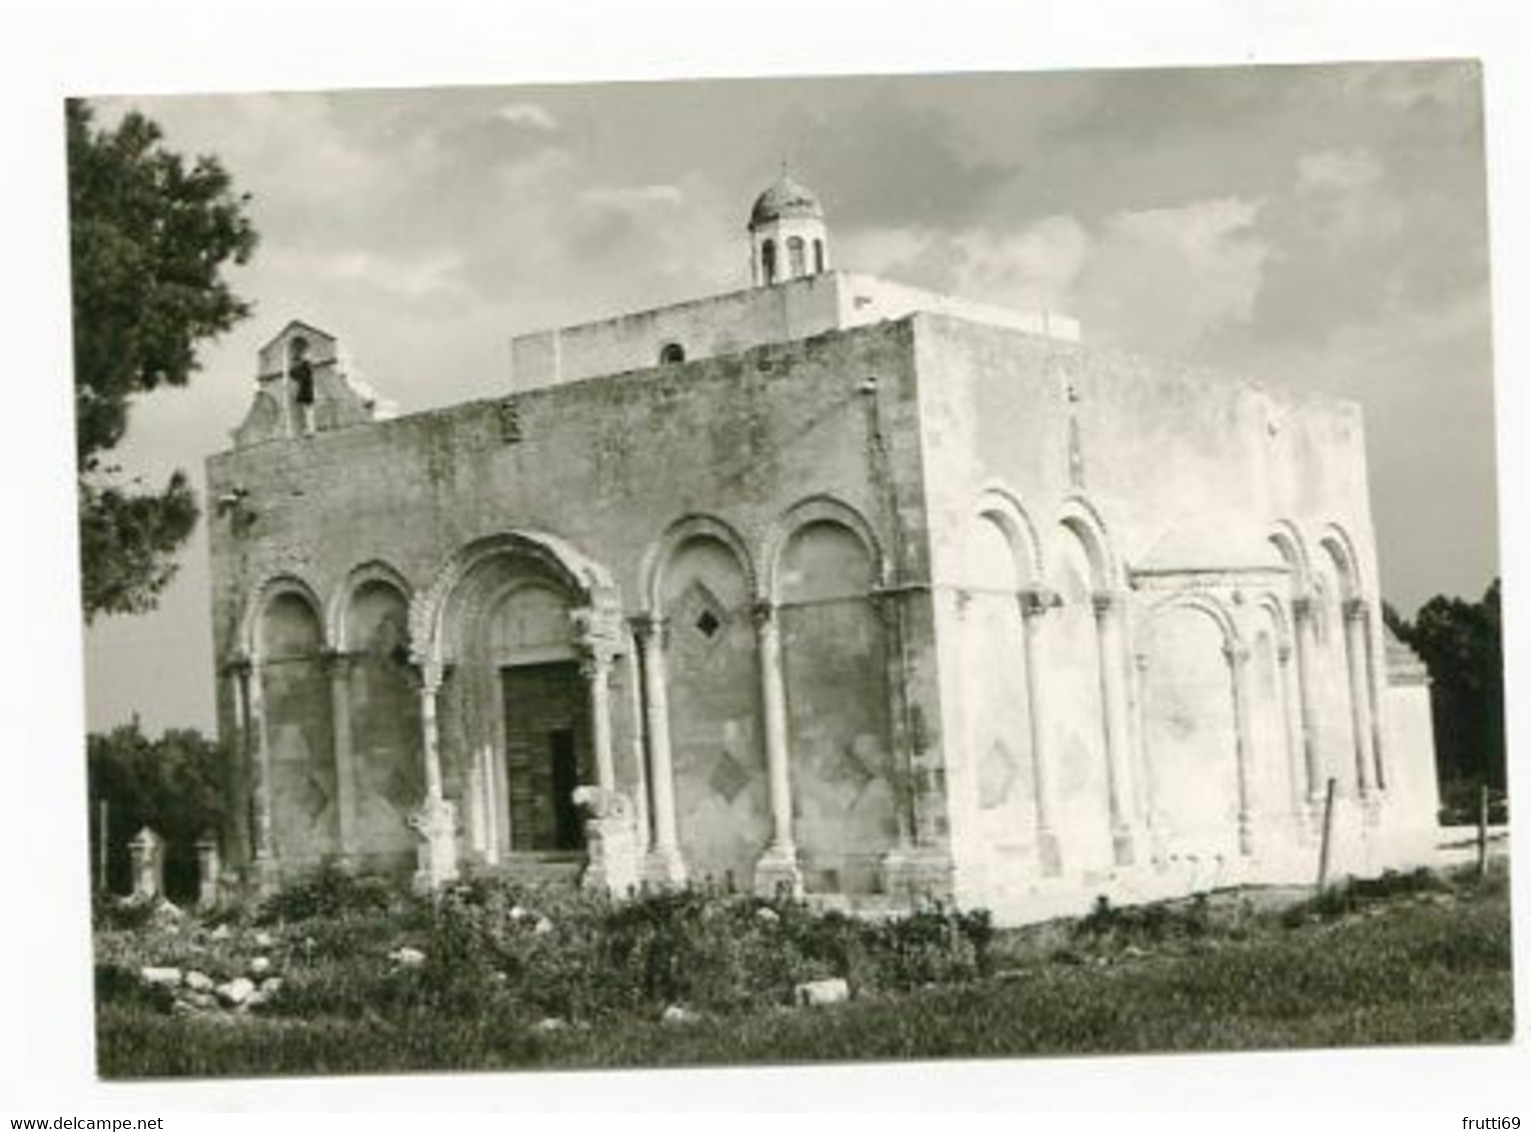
[207, 175, 1441, 922]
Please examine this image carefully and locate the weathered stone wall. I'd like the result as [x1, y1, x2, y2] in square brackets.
[209, 320, 937, 892]
[210, 304, 1428, 920]
[659, 536, 771, 889]
[908, 311, 1414, 917]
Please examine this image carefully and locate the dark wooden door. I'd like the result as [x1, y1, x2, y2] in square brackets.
[501, 662, 592, 852]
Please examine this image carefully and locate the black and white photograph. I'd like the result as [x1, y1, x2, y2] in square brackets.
[3, 0, 1527, 1117]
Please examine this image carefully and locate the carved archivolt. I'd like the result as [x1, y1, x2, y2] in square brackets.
[642, 513, 758, 613]
[1056, 494, 1123, 591]
[410, 530, 621, 665]
[760, 493, 886, 603]
[326, 559, 413, 651]
[973, 485, 1045, 586]
[238, 573, 327, 661]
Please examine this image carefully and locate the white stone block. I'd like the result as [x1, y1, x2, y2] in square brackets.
[795, 977, 850, 1007]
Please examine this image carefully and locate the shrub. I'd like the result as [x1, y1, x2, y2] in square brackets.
[255, 863, 400, 925]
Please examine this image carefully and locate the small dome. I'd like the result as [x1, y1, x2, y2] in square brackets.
[748, 174, 824, 227]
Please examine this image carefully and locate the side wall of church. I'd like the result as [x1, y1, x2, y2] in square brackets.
[908, 313, 1422, 917]
[208, 320, 944, 896]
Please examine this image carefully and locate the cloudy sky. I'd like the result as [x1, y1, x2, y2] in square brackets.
[81, 61, 1497, 733]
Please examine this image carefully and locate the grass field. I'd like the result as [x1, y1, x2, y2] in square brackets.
[94, 864, 1513, 1078]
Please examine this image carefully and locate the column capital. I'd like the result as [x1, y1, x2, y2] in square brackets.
[1019, 587, 1062, 619]
[221, 653, 255, 678]
[1223, 641, 1251, 668]
[409, 657, 451, 693]
[572, 603, 625, 663]
[867, 586, 904, 625]
[1342, 596, 1369, 623]
[579, 650, 615, 683]
[750, 599, 778, 629]
[322, 648, 354, 675]
[628, 612, 669, 646]
[1091, 590, 1125, 617]
[1277, 641, 1294, 664]
[1290, 594, 1314, 620]
[1133, 651, 1150, 673]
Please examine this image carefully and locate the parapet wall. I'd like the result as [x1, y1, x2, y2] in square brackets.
[508, 270, 1079, 391]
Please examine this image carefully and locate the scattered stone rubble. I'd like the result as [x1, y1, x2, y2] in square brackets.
[131, 929, 285, 1018]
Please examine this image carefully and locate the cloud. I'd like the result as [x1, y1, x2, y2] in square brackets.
[1074, 197, 1270, 355]
[949, 215, 1093, 312]
[493, 102, 558, 131]
[579, 184, 685, 210]
[1297, 148, 1383, 195]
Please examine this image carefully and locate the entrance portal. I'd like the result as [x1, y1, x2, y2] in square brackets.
[501, 661, 592, 852]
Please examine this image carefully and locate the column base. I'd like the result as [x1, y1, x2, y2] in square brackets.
[1035, 829, 1064, 878]
[1237, 811, 1256, 858]
[880, 844, 956, 906]
[409, 797, 460, 893]
[574, 787, 642, 898]
[251, 852, 280, 898]
[642, 844, 688, 888]
[1111, 825, 1137, 868]
[753, 843, 803, 900]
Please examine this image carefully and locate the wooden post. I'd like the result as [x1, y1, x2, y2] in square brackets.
[1477, 782, 1489, 879]
[1315, 776, 1338, 891]
[97, 800, 108, 895]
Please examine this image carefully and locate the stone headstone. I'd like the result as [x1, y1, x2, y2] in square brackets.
[128, 828, 165, 903]
[195, 836, 222, 910]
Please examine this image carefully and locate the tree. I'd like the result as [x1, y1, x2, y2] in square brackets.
[87, 719, 226, 901]
[68, 98, 258, 621]
[1390, 579, 1505, 819]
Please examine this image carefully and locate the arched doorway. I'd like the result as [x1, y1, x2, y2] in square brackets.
[419, 532, 624, 867]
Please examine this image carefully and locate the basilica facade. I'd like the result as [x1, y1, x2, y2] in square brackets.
[206, 176, 1440, 922]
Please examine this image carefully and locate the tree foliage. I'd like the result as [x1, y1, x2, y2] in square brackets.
[68, 98, 257, 620]
[1390, 579, 1505, 817]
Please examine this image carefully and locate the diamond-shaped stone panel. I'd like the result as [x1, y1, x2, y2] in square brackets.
[289, 771, 331, 825]
[709, 750, 751, 803]
[825, 733, 881, 802]
[673, 580, 729, 654]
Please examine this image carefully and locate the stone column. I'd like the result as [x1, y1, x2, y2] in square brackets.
[1132, 651, 1164, 862]
[870, 588, 917, 849]
[1363, 612, 1388, 792]
[752, 600, 801, 896]
[1276, 641, 1309, 832]
[1018, 588, 1062, 877]
[240, 657, 277, 890]
[1224, 642, 1257, 857]
[1290, 595, 1323, 809]
[408, 658, 458, 891]
[573, 605, 624, 793]
[632, 614, 686, 884]
[1342, 598, 1378, 800]
[325, 650, 358, 861]
[1092, 592, 1137, 866]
